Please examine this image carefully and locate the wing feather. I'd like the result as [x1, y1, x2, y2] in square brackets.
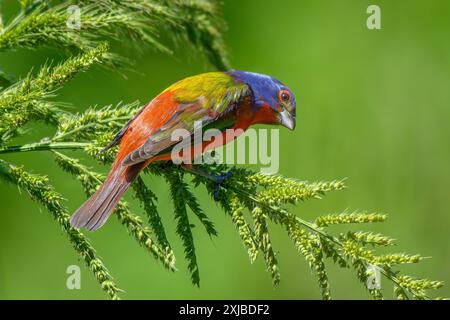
[121, 73, 249, 166]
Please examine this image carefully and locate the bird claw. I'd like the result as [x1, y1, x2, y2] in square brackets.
[213, 171, 234, 201]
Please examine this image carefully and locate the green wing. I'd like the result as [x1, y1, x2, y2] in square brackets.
[122, 72, 250, 166]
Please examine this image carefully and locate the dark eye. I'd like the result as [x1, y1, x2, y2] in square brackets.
[279, 90, 291, 103]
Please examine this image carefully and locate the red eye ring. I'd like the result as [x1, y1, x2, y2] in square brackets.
[279, 90, 291, 103]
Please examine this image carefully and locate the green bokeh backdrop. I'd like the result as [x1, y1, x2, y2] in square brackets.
[0, 0, 449, 299]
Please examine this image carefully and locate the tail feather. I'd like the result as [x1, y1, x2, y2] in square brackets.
[70, 164, 141, 231]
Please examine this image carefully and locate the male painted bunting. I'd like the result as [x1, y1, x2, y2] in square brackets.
[70, 71, 296, 231]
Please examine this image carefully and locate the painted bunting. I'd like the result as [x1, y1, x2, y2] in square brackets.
[70, 71, 297, 231]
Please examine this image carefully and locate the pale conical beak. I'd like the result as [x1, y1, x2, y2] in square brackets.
[279, 110, 296, 130]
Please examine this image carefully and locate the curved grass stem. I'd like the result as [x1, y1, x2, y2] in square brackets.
[0, 140, 437, 299]
[0, 141, 89, 154]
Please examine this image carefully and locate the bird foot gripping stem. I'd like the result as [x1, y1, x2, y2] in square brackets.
[182, 164, 234, 201]
[212, 171, 234, 201]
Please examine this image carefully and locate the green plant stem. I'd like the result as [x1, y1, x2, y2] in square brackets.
[219, 184, 418, 300]
[0, 158, 122, 299]
[0, 141, 89, 154]
[179, 166, 416, 299]
[0, 140, 430, 299]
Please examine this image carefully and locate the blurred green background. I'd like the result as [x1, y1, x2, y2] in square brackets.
[0, 0, 449, 299]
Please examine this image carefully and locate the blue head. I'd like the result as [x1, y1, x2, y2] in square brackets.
[227, 70, 296, 130]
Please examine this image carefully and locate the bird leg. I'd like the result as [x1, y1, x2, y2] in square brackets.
[181, 164, 233, 200]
